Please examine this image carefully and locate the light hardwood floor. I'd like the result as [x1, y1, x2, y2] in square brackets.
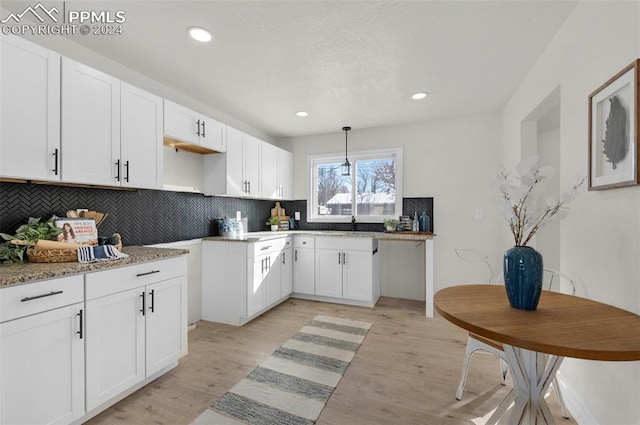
[86, 297, 576, 424]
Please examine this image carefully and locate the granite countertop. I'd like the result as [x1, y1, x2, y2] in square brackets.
[204, 230, 435, 243]
[0, 246, 189, 288]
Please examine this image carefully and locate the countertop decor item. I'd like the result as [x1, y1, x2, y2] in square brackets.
[383, 218, 400, 231]
[497, 155, 584, 310]
[0, 216, 63, 263]
[268, 216, 280, 231]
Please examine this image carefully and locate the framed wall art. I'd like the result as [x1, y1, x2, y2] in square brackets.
[588, 59, 639, 190]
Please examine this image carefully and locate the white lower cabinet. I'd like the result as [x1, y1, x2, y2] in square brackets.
[0, 256, 187, 425]
[300, 236, 380, 307]
[85, 287, 145, 410]
[202, 237, 291, 326]
[280, 239, 293, 298]
[293, 236, 315, 295]
[85, 257, 187, 412]
[0, 276, 85, 425]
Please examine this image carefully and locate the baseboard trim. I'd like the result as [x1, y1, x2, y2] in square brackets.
[556, 371, 600, 425]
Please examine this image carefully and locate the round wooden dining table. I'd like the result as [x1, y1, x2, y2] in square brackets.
[434, 284, 640, 425]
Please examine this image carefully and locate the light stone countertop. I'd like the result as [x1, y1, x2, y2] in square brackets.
[203, 230, 435, 243]
[0, 246, 188, 288]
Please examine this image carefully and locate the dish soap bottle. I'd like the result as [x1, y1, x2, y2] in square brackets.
[419, 211, 430, 232]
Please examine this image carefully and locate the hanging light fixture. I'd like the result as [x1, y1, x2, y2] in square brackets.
[341, 126, 351, 176]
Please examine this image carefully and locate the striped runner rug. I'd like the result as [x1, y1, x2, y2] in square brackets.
[191, 315, 372, 425]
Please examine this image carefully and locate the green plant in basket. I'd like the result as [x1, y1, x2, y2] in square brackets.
[0, 216, 63, 263]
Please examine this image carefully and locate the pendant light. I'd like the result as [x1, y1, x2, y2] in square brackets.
[341, 126, 351, 176]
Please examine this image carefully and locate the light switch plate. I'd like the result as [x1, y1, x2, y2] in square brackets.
[295, 212, 300, 220]
[236, 211, 242, 221]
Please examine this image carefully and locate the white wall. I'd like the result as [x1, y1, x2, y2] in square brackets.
[280, 113, 504, 292]
[501, 2, 640, 423]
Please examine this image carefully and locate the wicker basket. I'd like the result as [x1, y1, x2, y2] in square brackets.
[27, 247, 78, 263]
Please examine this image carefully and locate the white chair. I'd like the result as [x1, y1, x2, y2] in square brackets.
[455, 268, 574, 420]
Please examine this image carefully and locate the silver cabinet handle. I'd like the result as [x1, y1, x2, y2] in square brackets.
[342, 252, 346, 265]
[295, 250, 298, 261]
[338, 252, 341, 264]
[282, 252, 286, 264]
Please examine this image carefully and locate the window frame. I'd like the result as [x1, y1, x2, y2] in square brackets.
[307, 148, 403, 223]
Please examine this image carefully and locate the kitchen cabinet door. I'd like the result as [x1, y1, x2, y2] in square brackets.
[278, 148, 294, 199]
[163, 100, 199, 145]
[247, 256, 267, 317]
[1, 36, 61, 182]
[261, 142, 279, 199]
[61, 58, 120, 186]
[265, 252, 282, 306]
[315, 249, 343, 298]
[342, 250, 374, 302]
[121, 82, 163, 189]
[293, 248, 315, 295]
[85, 287, 145, 411]
[146, 276, 187, 376]
[244, 134, 261, 196]
[200, 116, 226, 152]
[225, 126, 245, 196]
[280, 248, 293, 298]
[1, 303, 84, 425]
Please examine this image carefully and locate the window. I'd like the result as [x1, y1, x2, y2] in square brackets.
[308, 148, 402, 222]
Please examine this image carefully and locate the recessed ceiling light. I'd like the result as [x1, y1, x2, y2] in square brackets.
[296, 111, 309, 117]
[411, 91, 428, 100]
[188, 27, 212, 43]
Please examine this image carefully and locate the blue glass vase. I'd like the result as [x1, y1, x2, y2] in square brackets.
[503, 246, 543, 310]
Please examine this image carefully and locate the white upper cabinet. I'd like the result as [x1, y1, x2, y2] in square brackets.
[0, 36, 61, 181]
[260, 143, 293, 199]
[62, 58, 163, 189]
[61, 58, 121, 186]
[204, 126, 262, 197]
[200, 116, 226, 152]
[163, 100, 226, 153]
[243, 134, 261, 196]
[278, 147, 293, 199]
[261, 140, 279, 198]
[121, 83, 163, 189]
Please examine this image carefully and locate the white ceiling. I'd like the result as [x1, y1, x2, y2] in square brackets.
[7, 1, 579, 139]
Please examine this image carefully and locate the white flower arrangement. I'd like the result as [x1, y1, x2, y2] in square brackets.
[496, 156, 585, 247]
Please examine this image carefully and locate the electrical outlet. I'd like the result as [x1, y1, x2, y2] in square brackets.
[295, 212, 300, 220]
[236, 211, 242, 221]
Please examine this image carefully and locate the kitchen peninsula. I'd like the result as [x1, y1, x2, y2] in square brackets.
[202, 230, 435, 326]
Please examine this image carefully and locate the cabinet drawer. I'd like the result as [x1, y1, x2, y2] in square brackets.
[86, 256, 186, 300]
[316, 237, 373, 252]
[249, 239, 283, 257]
[0, 275, 84, 323]
[293, 236, 315, 248]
